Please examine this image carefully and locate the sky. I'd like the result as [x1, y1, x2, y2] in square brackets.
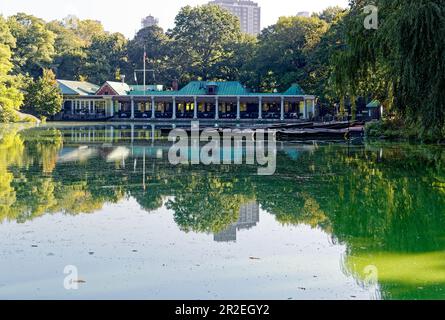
[0, 0, 349, 38]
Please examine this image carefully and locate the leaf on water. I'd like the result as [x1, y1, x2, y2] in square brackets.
[74, 279, 86, 284]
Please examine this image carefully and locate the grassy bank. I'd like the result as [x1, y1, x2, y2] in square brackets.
[365, 120, 445, 143]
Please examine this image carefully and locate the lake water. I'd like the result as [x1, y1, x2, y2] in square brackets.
[0, 123, 444, 300]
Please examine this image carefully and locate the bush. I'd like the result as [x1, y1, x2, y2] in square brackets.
[0, 106, 19, 123]
[365, 119, 440, 142]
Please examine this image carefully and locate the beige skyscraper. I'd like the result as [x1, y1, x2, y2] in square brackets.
[214, 202, 260, 242]
[209, 0, 261, 36]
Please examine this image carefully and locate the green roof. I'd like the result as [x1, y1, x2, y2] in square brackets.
[178, 81, 249, 96]
[283, 83, 305, 95]
[367, 100, 381, 108]
[57, 80, 99, 96]
[58, 79, 310, 97]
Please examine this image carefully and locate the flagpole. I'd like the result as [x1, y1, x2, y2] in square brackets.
[143, 46, 146, 96]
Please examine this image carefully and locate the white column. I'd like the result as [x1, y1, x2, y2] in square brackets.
[131, 124, 134, 144]
[304, 99, 308, 120]
[280, 97, 285, 121]
[151, 96, 156, 119]
[311, 99, 315, 118]
[172, 97, 177, 120]
[237, 96, 241, 120]
[131, 97, 135, 119]
[258, 97, 263, 120]
[215, 97, 219, 120]
[88, 100, 92, 114]
[110, 100, 114, 117]
[109, 126, 114, 142]
[193, 96, 198, 119]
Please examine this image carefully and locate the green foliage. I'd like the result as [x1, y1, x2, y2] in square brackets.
[126, 25, 171, 84]
[64, 16, 105, 45]
[82, 32, 128, 84]
[0, 16, 23, 123]
[7, 13, 55, 78]
[46, 20, 86, 80]
[167, 174, 245, 233]
[315, 6, 347, 23]
[331, 0, 445, 140]
[1, 8, 348, 102]
[169, 4, 243, 82]
[25, 69, 63, 117]
[252, 16, 329, 92]
[366, 120, 424, 141]
[47, 16, 110, 81]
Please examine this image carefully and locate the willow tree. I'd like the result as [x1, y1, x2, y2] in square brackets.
[332, 0, 445, 139]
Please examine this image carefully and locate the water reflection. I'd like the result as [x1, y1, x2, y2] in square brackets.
[214, 201, 260, 242]
[0, 124, 445, 299]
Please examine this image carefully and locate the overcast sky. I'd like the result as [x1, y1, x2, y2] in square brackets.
[0, 0, 349, 38]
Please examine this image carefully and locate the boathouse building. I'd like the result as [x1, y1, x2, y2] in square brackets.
[57, 80, 317, 121]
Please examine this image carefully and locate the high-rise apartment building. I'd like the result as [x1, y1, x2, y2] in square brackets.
[209, 0, 261, 36]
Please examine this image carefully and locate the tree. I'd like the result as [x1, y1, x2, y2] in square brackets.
[69, 17, 105, 45]
[331, 0, 445, 139]
[25, 69, 63, 117]
[315, 6, 347, 23]
[7, 13, 55, 78]
[167, 174, 244, 233]
[47, 20, 86, 80]
[251, 16, 328, 92]
[0, 16, 23, 122]
[47, 17, 112, 81]
[127, 25, 171, 85]
[216, 33, 258, 83]
[308, 9, 348, 102]
[168, 4, 243, 83]
[82, 32, 128, 84]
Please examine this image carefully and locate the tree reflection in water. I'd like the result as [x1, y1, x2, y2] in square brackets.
[0, 124, 444, 299]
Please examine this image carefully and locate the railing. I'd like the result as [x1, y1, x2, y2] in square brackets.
[60, 113, 109, 121]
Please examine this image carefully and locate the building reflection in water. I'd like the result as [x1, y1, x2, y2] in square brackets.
[214, 201, 260, 243]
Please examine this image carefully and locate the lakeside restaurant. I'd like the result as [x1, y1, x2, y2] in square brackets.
[56, 80, 317, 121]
